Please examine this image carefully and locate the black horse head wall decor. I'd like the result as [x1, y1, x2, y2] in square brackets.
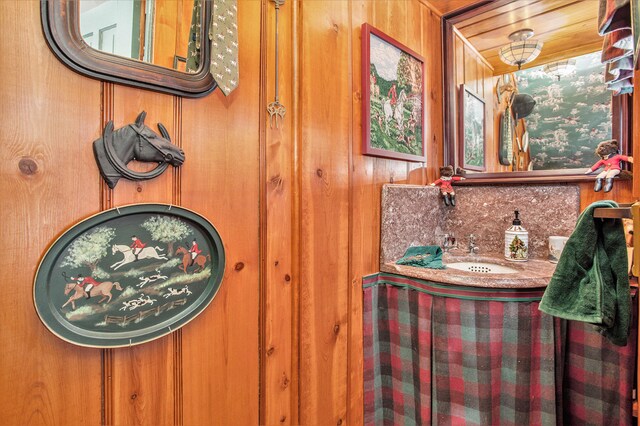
[93, 111, 185, 188]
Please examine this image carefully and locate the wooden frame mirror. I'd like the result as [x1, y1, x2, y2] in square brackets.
[442, 1, 631, 184]
[41, 0, 216, 97]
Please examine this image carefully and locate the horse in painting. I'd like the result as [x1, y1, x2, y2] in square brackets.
[62, 281, 123, 310]
[110, 244, 168, 270]
[175, 246, 210, 273]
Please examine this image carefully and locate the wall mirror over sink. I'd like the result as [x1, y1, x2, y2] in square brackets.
[41, 0, 216, 97]
[443, 0, 632, 184]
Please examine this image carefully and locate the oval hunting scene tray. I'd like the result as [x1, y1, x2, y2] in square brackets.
[34, 204, 225, 348]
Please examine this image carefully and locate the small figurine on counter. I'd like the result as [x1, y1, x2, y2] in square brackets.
[430, 165, 465, 206]
[585, 139, 633, 192]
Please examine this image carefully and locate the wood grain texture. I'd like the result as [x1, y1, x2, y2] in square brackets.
[153, 0, 194, 70]
[262, 0, 296, 423]
[1, 1, 582, 426]
[179, 0, 261, 424]
[427, 0, 488, 16]
[299, 1, 351, 423]
[0, 1, 103, 425]
[347, 2, 442, 425]
[453, 32, 498, 172]
[580, 180, 635, 211]
[453, 0, 601, 74]
[109, 86, 177, 426]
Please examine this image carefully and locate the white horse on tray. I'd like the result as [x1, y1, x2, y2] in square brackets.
[110, 244, 168, 270]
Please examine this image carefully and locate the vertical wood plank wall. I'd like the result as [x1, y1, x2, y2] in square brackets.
[299, 1, 442, 424]
[7, 1, 631, 425]
[0, 1, 261, 425]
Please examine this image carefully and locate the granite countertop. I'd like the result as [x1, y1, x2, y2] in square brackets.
[381, 252, 557, 289]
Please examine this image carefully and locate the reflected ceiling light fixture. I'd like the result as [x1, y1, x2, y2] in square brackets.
[498, 29, 543, 70]
[543, 59, 577, 80]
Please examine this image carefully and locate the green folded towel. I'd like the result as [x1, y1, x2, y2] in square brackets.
[539, 201, 631, 346]
[395, 246, 445, 269]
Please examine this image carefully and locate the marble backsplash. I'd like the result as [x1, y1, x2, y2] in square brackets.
[380, 184, 580, 263]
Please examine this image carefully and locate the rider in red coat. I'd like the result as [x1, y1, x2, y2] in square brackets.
[131, 235, 146, 261]
[71, 274, 100, 299]
[430, 165, 465, 206]
[188, 239, 202, 265]
[388, 83, 397, 106]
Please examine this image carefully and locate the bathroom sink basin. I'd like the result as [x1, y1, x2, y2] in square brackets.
[446, 261, 518, 274]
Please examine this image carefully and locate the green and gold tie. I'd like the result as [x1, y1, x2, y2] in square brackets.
[209, 0, 239, 96]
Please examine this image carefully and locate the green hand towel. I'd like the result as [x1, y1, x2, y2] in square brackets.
[539, 201, 631, 346]
[395, 246, 445, 269]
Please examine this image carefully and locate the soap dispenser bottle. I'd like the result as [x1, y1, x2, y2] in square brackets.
[505, 210, 529, 261]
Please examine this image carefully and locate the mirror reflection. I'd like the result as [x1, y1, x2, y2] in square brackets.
[445, 0, 631, 179]
[501, 51, 612, 171]
[79, 0, 202, 73]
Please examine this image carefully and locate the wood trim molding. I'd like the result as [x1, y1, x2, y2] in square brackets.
[452, 26, 493, 70]
[443, 21, 456, 167]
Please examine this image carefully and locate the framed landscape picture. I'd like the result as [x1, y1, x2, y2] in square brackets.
[361, 24, 426, 162]
[459, 84, 486, 171]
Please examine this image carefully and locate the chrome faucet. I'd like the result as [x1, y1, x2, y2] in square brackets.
[440, 233, 457, 253]
[467, 234, 479, 254]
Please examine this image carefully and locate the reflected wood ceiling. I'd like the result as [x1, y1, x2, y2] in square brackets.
[453, 0, 602, 75]
[427, 0, 488, 16]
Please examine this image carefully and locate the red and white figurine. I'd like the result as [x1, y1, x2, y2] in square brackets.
[585, 139, 633, 192]
[430, 165, 465, 206]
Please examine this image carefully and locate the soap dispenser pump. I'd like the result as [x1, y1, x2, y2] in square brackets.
[505, 210, 529, 261]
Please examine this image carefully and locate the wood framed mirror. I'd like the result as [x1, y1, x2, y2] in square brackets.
[442, 0, 632, 184]
[41, 0, 216, 97]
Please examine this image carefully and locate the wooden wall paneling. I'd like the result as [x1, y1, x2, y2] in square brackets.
[455, 0, 570, 30]
[262, 0, 296, 423]
[453, 34, 465, 167]
[454, 1, 601, 73]
[460, 1, 594, 40]
[179, 0, 261, 424]
[0, 1, 103, 425]
[424, 5, 444, 182]
[176, 0, 194, 62]
[299, 1, 351, 424]
[347, 3, 443, 425]
[348, 4, 377, 423]
[154, 0, 180, 69]
[348, 7, 371, 425]
[109, 86, 178, 426]
[426, 0, 489, 16]
[579, 180, 635, 211]
[463, 44, 478, 95]
[406, 0, 428, 185]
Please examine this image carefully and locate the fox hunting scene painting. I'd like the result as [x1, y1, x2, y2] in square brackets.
[362, 24, 426, 162]
[33, 204, 225, 348]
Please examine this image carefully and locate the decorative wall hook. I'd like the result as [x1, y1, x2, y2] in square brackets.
[93, 112, 185, 188]
[267, 0, 286, 129]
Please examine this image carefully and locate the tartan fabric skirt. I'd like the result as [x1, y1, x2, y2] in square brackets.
[363, 273, 637, 426]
